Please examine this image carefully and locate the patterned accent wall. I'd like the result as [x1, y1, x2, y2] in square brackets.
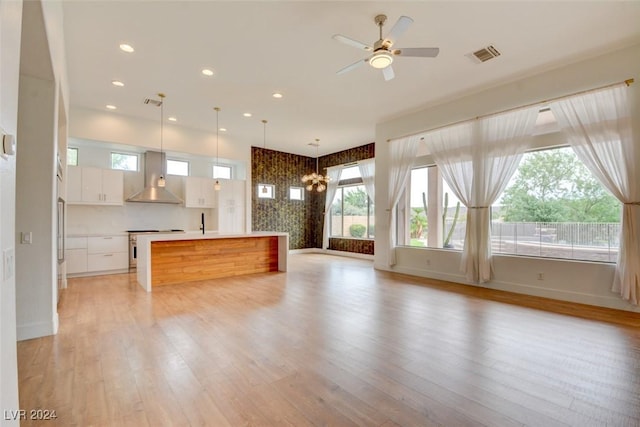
[251, 147, 323, 249]
[318, 143, 375, 172]
[251, 143, 374, 251]
[328, 238, 374, 255]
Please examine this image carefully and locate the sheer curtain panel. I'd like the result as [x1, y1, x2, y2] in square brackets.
[388, 135, 421, 265]
[322, 166, 342, 250]
[358, 159, 375, 202]
[551, 84, 640, 305]
[424, 107, 538, 282]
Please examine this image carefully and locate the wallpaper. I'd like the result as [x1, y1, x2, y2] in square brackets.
[252, 143, 374, 252]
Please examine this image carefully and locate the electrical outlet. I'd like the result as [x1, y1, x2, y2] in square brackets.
[3, 248, 14, 280]
[537, 272, 544, 280]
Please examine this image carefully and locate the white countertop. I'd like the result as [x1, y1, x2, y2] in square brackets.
[136, 231, 288, 243]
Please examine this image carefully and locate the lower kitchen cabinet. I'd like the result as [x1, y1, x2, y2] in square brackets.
[66, 235, 128, 276]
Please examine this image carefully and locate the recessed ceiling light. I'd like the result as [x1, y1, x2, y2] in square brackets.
[119, 43, 134, 53]
[111, 80, 124, 87]
[219, 128, 227, 132]
[168, 117, 177, 122]
[106, 104, 117, 110]
[272, 92, 283, 99]
[201, 69, 214, 76]
[243, 113, 252, 117]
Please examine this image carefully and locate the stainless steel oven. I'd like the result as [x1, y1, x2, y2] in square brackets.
[128, 230, 185, 271]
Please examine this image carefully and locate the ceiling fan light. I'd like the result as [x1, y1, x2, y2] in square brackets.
[370, 51, 393, 69]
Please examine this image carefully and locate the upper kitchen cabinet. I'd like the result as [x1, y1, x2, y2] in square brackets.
[67, 166, 124, 205]
[184, 176, 217, 208]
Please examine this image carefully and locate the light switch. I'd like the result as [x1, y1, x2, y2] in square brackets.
[21, 232, 33, 244]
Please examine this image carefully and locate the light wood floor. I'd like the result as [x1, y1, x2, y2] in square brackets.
[18, 254, 640, 426]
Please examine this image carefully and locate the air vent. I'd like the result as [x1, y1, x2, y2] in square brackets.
[467, 45, 501, 63]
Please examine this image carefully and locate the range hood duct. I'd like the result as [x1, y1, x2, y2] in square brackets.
[126, 151, 182, 204]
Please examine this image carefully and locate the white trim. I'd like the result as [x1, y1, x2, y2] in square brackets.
[17, 320, 57, 341]
[377, 262, 640, 313]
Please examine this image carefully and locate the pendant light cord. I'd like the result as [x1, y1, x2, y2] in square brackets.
[214, 107, 220, 167]
[159, 93, 165, 177]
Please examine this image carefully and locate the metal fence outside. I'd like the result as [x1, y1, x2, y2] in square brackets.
[491, 221, 620, 262]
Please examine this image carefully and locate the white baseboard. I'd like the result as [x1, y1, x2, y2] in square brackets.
[377, 264, 640, 313]
[17, 320, 57, 341]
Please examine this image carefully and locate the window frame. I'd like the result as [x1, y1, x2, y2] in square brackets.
[213, 164, 232, 180]
[166, 158, 190, 176]
[330, 182, 374, 239]
[67, 147, 79, 166]
[110, 151, 139, 171]
[257, 184, 275, 199]
[289, 186, 304, 201]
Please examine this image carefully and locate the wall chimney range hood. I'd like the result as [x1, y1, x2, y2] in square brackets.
[126, 151, 182, 204]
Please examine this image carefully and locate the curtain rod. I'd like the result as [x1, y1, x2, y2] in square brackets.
[386, 78, 634, 142]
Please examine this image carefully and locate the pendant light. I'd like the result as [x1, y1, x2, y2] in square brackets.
[157, 93, 167, 187]
[261, 119, 268, 194]
[302, 139, 329, 192]
[213, 107, 221, 191]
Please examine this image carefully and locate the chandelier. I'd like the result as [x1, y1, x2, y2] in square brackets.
[301, 139, 330, 192]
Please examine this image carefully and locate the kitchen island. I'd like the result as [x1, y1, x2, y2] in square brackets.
[136, 231, 288, 291]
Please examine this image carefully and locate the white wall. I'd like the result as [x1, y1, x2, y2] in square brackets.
[13, 0, 69, 345]
[0, 0, 23, 421]
[375, 43, 640, 312]
[16, 74, 58, 340]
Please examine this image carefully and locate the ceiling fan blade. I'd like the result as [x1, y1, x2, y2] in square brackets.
[385, 16, 413, 46]
[336, 59, 367, 75]
[393, 47, 440, 58]
[332, 34, 373, 51]
[382, 65, 395, 81]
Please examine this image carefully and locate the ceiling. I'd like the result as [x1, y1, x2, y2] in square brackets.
[62, 1, 640, 157]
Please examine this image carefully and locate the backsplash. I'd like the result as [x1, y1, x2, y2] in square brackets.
[67, 204, 213, 235]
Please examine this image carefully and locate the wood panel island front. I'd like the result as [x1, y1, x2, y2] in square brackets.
[136, 232, 289, 291]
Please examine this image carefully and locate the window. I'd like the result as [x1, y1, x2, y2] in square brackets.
[111, 152, 138, 171]
[257, 184, 274, 199]
[492, 146, 621, 262]
[407, 166, 466, 249]
[67, 147, 78, 166]
[330, 166, 374, 239]
[213, 165, 232, 180]
[167, 159, 189, 176]
[289, 187, 304, 201]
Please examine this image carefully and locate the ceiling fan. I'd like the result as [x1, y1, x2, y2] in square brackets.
[333, 14, 439, 81]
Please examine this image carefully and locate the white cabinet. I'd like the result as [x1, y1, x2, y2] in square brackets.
[87, 236, 128, 272]
[67, 166, 123, 205]
[66, 237, 88, 274]
[216, 179, 245, 233]
[66, 235, 128, 276]
[184, 176, 217, 208]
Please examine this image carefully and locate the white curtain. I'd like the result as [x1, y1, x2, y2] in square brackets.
[388, 135, 421, 265]
[358, 159, 375, 202]
[424, 107, 539, 282]
[550, 84, 640, 305]
[322, 166, 342, 250]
